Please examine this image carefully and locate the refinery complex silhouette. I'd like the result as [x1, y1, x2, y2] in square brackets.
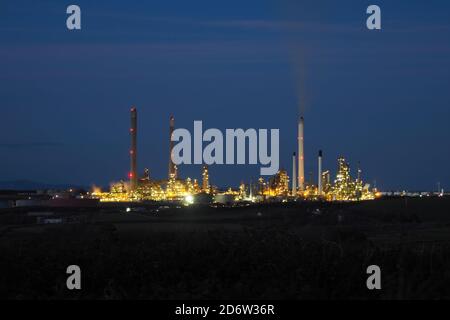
[92, 107, 377, 203]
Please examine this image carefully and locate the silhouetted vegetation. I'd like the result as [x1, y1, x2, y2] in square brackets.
[1, 197, 450, 299]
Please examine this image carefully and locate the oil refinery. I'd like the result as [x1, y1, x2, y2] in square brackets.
[92, 108, 377, 204]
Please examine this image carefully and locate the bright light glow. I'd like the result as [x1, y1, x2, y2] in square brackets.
[185, 194, 194, 205]
[126, 207, 131, 212]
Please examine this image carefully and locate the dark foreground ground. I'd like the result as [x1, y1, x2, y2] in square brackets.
[1, 196, 450, 299]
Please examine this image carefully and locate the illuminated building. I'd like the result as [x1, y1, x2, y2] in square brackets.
[332, 157, 354, 200]
[166, 175, 192, 201]
[193, 179, 200, 193]
[92, 181, 128, 202]
[258, 170, 290, 197]
[239, 182, 246, 199]
[202, 165, 210, 193]
[111, 181, 127, 194]
[93, 110, 205, 203]
[136, 181, 165, 201]
[92, 109, 377, 204]
[330, 157, 375, 201]
[272, 170, 289, 196]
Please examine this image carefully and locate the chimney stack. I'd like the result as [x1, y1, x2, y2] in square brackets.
[292, 152, 297, 196]
[318, 150, 323, 196]
[130, 107, 138, 190]
[298, 116, 305, 191]
[168, 115, 177, 179]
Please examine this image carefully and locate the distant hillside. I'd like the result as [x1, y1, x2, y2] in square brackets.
[0, 180, 85, 191]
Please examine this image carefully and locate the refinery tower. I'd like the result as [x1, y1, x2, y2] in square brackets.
[292, 152, 297, 195]
[168, 115, 177, 179]
[130, 107, 138, 190]
[298, 116, 305, 191]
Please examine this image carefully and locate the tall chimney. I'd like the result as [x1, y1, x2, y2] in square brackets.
[130, 107, 138, 190]
[292, 152, 297, 196]
[298, 116, 305, 191]
[202, 165, 210, 192]
[318, 150, 323, 196]
[168, 115, 177, 179]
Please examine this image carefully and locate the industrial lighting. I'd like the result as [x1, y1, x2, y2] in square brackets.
[184, 194, 194, 205]
[92, 111, 378, 203]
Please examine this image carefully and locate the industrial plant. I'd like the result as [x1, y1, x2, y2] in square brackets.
[91, 107, 377, 204]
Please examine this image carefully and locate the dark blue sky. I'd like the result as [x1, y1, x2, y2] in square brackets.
[1, 0, 449, 191]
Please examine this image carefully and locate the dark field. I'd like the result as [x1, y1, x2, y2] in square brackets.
[1, 197, 450, 300]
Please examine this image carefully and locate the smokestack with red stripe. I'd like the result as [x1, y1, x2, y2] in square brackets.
[130, 107, 137, 190]
[168, 115, 177, 179]
[318, 150, 323, 196]
[298, 116, 305, 191]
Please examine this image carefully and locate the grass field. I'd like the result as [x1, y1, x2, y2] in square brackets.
[1, 197, 450, 299]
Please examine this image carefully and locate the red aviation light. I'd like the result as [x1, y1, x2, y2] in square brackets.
[130, 150, 134, 155]
[129, 172, 134, 178]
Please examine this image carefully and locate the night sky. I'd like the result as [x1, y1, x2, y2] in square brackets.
[1, 0, 449, 191]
